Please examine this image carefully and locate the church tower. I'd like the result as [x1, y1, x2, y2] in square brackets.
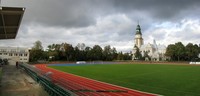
[134, 24, 143, 48]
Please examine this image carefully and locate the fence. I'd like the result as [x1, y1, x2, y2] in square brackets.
[19, 63, 76, 96]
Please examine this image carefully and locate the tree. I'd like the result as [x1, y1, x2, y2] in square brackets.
[165, 44, 176, 61]
[103, 45, 112, 61]
[62, 43, 74, 61]
[74, 46, 85, 61]
[32, 40, 43, 50]
[111, 47, 118, 60]
[77, 43, 86, 50]
[47, 44, 61, 60]
[134, 46, 142, 60]
[123, 52, 132, 60]
[174, 42, 185, 61]
[185, 43, 199, 61]
[165, 42, 185, 61]
[117, 51, 124, 60]
[165, 42, 200, 61]
[90, 45, 103, 60]
[75, 43, 87, 61]
[85, 46, 92, 60]
[30, 40, 46, 62]
[193, 44, 199, 59]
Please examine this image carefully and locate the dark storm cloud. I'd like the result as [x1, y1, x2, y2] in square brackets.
[23, 0, 102, 27]
[3, 0, 114, 27]
[3, 0, 200, 27]
[1, 0, 200, 52]
[112, 0, 200, 21]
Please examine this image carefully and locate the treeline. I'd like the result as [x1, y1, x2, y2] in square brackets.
[30, 41, 200, 62]
[29, 41, 132, 62]
[165, 42, 200, 61]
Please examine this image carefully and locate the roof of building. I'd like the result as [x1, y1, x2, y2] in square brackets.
[141, 43, 166, 49]
[140, 43, 154, 50]
[157, 44, 166, 50]
[0, 6, 25, 39]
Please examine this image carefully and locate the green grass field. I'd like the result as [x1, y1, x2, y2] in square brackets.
[49, 64, 200, 96]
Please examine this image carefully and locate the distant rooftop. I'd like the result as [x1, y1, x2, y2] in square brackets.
[0, 6, 25, 39]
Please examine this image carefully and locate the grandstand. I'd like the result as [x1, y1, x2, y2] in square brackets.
[0, 6, 25, 39]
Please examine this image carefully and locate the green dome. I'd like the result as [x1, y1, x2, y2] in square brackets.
[135, 24, 142, 35]
[136, 25, 141, 30]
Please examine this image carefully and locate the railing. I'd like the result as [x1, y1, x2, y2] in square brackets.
[19, 63, 77, 96]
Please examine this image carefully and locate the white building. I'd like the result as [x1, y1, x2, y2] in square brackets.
[132, 24, 167, 61]
[0, 47, 30, 62]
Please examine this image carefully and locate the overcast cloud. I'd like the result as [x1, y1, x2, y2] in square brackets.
[1, 0, 200, 52]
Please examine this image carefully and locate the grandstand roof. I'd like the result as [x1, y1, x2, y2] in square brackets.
[0, 6, 25, 39]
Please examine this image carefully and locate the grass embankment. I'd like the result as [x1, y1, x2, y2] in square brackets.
[49, 64, 200, 96]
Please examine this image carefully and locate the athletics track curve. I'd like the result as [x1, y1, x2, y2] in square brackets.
[35, 64, 159, 96]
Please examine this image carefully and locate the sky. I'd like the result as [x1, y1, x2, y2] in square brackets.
[1, 0, 200, 52]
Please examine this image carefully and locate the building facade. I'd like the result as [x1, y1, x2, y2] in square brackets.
[0, 47, 30, 62]
[132, 24, 167, 61]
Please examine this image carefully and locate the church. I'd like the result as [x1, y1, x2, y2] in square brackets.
[132, 24, 167, 61]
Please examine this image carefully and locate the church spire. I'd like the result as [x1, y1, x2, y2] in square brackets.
[136, 21, 142, 35]
[134, 22, 143, 48]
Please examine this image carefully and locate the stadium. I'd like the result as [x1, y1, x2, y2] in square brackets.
[18, 62, 200, 96]
[1, 1, 200, 96]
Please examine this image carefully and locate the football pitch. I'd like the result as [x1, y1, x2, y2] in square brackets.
[49, 64, 200, 96]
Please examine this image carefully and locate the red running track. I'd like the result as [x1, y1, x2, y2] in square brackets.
[35, 64, 158, 96]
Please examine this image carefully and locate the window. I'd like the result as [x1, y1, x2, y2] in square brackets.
[11, 49, 16, 52]
[15, 53, 18, 56]
[0, 53, 2, 55]
[9, 53, 13, 56]
[24, 54, 28, 56]
[1, 49, 6, 52]
[20, 50, 25, 53]
[4, 53, 7, 55]
[19, 54, 23, 56]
